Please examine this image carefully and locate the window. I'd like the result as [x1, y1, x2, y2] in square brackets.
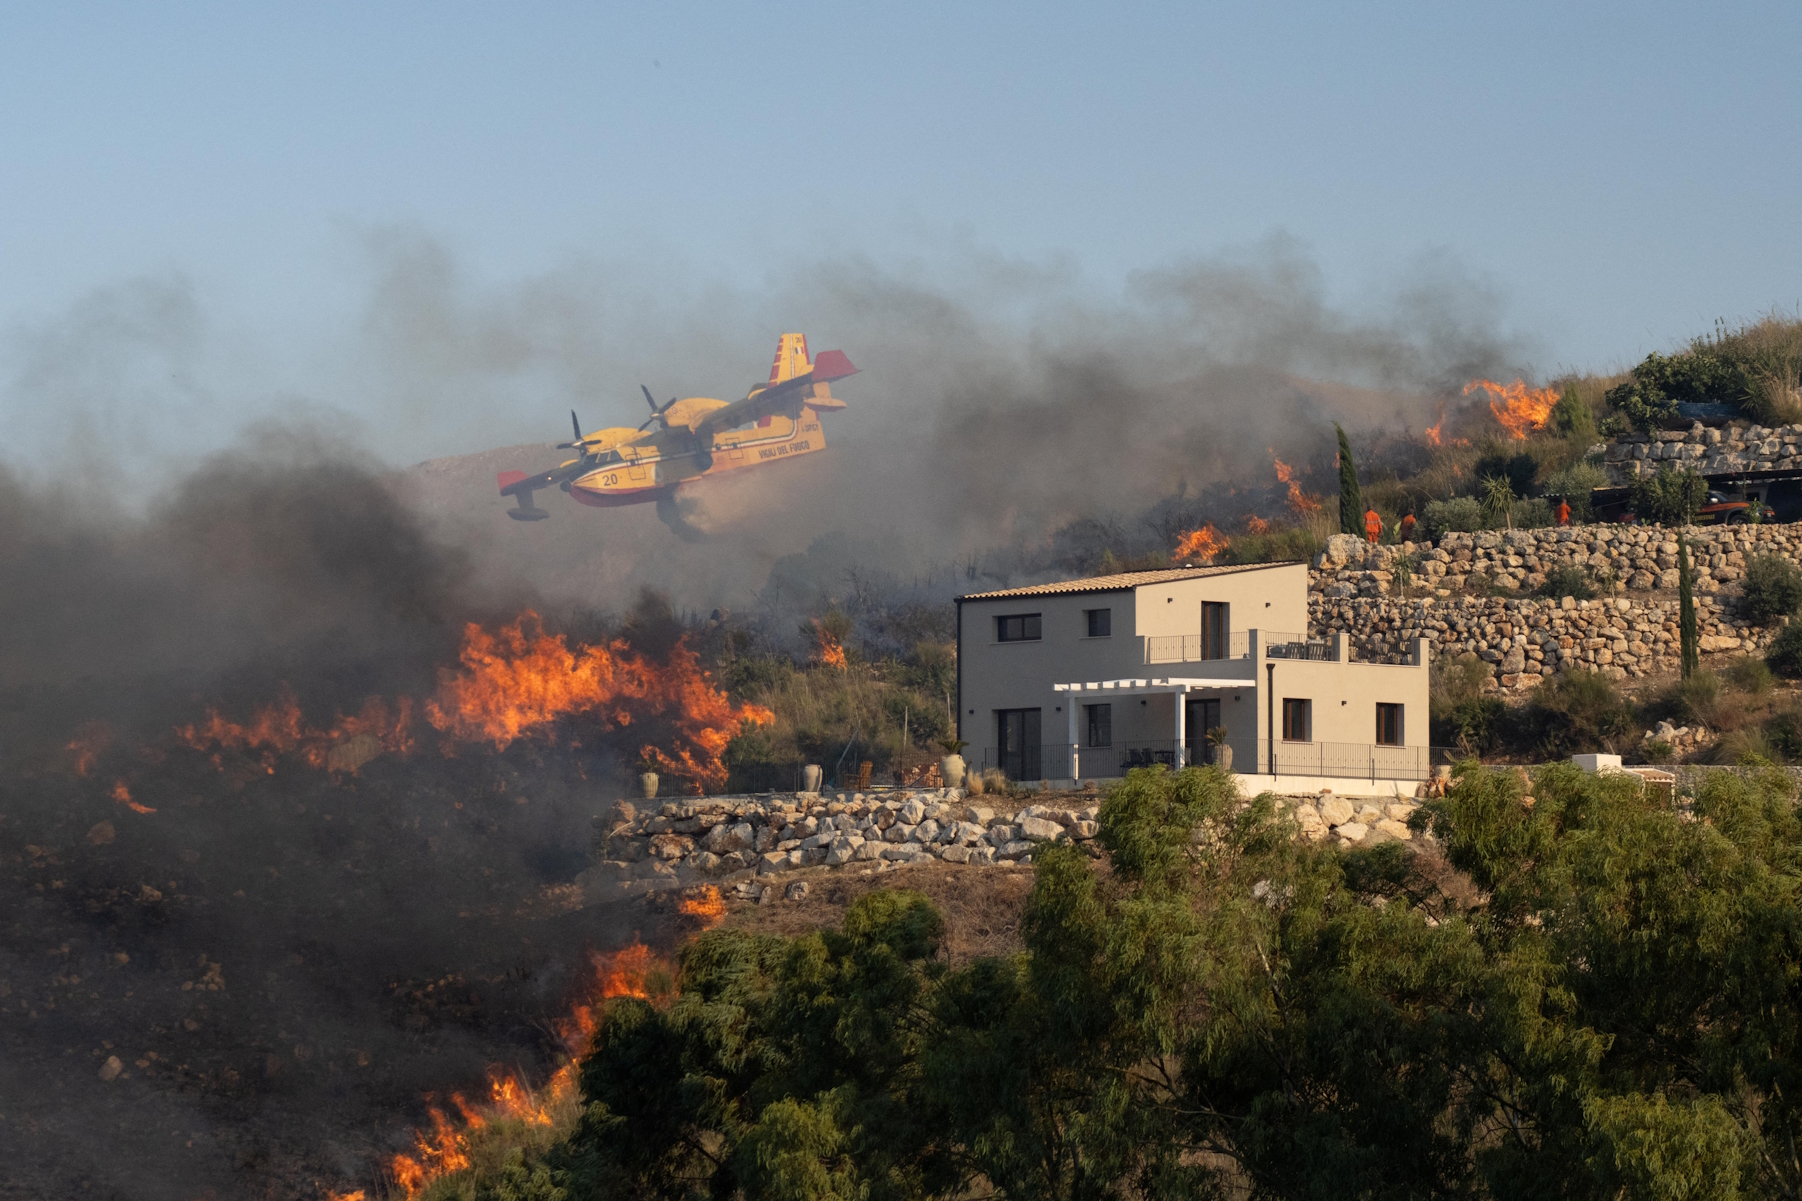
[997, 708, 1042, 779]
[996, 613, 1042, 642]
[1085, 608, 1111, 638]
[1201, 602, 1229, 660]
[1085, 703, 1112, 747]
[1282, 698, 1311, 742]
[1376, 703, 1403, 746]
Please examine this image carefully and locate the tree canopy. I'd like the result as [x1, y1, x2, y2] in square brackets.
[504, 762, 1802, 1200]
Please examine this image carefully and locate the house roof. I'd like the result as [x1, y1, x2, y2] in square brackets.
[957, 561, 1304, 602]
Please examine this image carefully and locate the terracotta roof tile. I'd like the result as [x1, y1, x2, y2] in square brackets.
[957, 561, 1303, 601]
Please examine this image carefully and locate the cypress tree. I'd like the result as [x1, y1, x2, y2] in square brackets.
[1678, 532, 1699, 679]
[1336, 424, 1363, 536]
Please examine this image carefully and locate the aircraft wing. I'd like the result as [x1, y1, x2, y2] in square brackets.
[692, 350, 857, 437]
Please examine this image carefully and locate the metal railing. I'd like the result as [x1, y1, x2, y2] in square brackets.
[976, 746, 1074, 782]
[1252, 741, 1457, 782]
[1145, 631, 1251, 663]
[1142, 630, 1335, 664]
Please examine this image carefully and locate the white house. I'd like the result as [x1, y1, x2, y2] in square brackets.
[956, 563, 1432, 784]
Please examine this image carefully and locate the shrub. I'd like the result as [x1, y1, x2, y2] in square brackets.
[1222, 526, 1319, 565]
[1538, 565, 1595, 600]
[1550, 386, 1597, 442]
[1765, 707, 1802, 760]
[1512, 497, 1553, 529]
[1429, 653, 1503, 753]
[1542, 462, 1610, 521]
[1673, 670, 1721, 726]
[1525, 669, 1635, 757]
[1742, 554, 1802, 625]
[1423, 496, 1484, 537]
[1640, 739, 1675, 764]
[1766, 621, 1802, 677]
[1629, 465, 1707, 526]
[1724, 656, 1774, 695]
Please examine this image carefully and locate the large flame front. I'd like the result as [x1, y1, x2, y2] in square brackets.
[1174, 523, 1229, 563]
[1272, 454, 1323, 514]
[1465, 378, 1558, 440]
[174, 611, 769, 795]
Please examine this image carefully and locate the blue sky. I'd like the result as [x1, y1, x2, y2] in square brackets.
[2, 2, 1799, 468]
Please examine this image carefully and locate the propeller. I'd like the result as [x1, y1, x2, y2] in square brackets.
[555, 409, 585, 449]
[638, 385, 679, 431]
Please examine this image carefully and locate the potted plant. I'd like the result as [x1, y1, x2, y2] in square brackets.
[801, 764, 823, 793]
[636, 757, 659, 800]
[937, 738, 969, 789]
[1206, 726, 1233, 772]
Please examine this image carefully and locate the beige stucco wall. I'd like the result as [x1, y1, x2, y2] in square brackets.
[958, 563, 1430, 780]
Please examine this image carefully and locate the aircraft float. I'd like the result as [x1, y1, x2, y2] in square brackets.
[498, 333, 857, 520]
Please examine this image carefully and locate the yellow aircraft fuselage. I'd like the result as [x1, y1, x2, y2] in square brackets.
[566, 406, 829, 508]
[497, 333, 856, 519]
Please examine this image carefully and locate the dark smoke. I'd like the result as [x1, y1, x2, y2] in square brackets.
[0, 441, 650, 1199]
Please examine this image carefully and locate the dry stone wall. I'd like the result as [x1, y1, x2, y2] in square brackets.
[1303, 521, 1802, 690]
[1603, 421, 1802, 482]
[585, 789, 1101, 898]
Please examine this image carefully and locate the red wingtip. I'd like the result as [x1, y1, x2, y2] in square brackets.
[497, 470, 528, 494]
[810, 350, 858, 382]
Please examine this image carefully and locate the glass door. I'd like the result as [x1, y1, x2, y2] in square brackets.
[1185, 698, 1221, 765]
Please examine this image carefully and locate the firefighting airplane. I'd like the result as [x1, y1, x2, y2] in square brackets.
[497, 333, 857, 520]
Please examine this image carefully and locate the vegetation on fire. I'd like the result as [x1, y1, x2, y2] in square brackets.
[415, 761, 1802, 1200]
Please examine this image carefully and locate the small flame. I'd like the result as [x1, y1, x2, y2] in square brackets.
[810, 618, 847, 669]
[1465, 378, 1559, 440]
[65, 722, 111, 776]
[1243, 515, 1272, 535]
[111, 780, 155, 815]
[1174, 523, 1229, 563]
[176, 688, 413, 774]
[679, 885, 727, 929]
[1271, 454, 1323, 514]
[1424, 405, 1446, 447]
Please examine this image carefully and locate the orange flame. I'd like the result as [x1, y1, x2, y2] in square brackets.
[111, 780, 155, 815]
[65, 722, 110, 776]
[1243, 515, 1272, 535]
[679, 885, 727, 929]
[1424, 405, 1446, 447]
[176, 688, 414, 774]
[1272, 454, 1324, 514]
[176, 612, 769, 795]
[380, 940, 676, 1197]
[810, 618, 847, 670]
[1465, 377, 1559, 440]
[424, 613, 769, 794]
[1174, 523, 1229, 563]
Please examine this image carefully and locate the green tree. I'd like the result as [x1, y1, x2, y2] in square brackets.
[1628, 464, 1707, 526]
[1680, 532, 1700, 679]
[1551, 385, 1597, 442]
[1480, 473, 1516, 530]
[1336, 423, 1362, 536]
[1742, 553, 1802, 625]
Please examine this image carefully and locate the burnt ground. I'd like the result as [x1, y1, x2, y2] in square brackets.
[0, 743, 677, 1201]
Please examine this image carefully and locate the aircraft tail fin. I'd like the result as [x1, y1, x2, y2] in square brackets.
[767, 332, 811, 384]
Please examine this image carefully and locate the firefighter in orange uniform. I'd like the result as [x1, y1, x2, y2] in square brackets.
[1399, 512, 1417, 543]
[1364, 507, 1382, 544]
[1556, 497, 1572, 527]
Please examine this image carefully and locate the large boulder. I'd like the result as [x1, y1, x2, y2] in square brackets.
[1317, 795, 1355, 826]
[1017, 816, 1066, 842]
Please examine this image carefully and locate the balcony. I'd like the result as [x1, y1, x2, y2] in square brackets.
[1143, 630, 1333, 664]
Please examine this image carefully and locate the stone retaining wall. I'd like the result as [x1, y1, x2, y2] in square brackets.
[1310, 593, 1768, 690]
[1604, 421, 1802, 482]
[585, 789, 1101, 895]
[1301, 521, 1802, 690]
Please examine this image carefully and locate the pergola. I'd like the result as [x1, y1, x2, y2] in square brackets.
[1052, 676, 1251, 780]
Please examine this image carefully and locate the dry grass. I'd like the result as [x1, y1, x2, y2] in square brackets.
[722, 860, 1044, 965]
